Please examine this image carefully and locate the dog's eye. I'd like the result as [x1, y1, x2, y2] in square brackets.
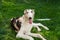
[31, 11, 33, 13]
[26, 12, 28, 14]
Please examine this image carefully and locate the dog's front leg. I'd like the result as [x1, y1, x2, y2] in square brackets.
[33, 23, 49, 30]
[33, 25, 41, 31]
[32, 23, 41, 31]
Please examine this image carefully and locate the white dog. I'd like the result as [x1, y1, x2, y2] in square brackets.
[11, 9, 49, 40]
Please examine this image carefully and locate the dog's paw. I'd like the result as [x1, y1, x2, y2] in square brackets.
[46, 28, 49, 30]
[44, 26, 49, 30]
[38, 29, 41, 31]
[43, 38, 46, 40]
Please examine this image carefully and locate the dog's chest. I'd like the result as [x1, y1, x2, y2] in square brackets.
[20, 23, 33, 32]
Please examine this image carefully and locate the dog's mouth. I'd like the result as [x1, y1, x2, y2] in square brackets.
[29, 19, 32, 24]
[29, 17, 32, 24]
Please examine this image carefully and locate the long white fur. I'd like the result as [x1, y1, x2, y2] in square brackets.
[16, 9, 49, 40]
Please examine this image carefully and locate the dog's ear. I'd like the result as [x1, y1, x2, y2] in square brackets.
[24, 9, 27, 14]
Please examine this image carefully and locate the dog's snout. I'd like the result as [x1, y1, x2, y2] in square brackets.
[29, 17, 32, 19]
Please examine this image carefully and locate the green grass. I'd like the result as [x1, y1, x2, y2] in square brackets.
[0, 0, 60, 40]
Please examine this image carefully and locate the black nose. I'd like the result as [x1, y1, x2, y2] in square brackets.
[29, 17, 32, 19]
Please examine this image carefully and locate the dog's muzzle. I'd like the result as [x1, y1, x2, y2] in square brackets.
[29, 17, 32, 24]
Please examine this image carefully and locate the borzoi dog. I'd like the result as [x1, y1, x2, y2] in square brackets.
[11, 9, 49, 40]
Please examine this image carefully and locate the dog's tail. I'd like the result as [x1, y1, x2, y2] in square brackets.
[11, 18, 13, 21]
[11, 18, 15, 21]
[35, 19, 51, 21]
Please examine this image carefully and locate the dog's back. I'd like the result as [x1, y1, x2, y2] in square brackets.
[11, 17, 21, 32]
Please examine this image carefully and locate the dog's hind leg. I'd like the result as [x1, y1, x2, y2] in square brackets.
[26, 33, 46, 40]
[16, 34, 34, 40]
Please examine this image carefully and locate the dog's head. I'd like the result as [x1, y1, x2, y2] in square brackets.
[24, 9, 35, 24]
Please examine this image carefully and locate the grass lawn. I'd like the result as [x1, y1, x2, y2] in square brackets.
[0, 0, 60, 40]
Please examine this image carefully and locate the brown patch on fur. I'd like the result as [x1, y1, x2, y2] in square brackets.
[11, 17, 21, 32]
